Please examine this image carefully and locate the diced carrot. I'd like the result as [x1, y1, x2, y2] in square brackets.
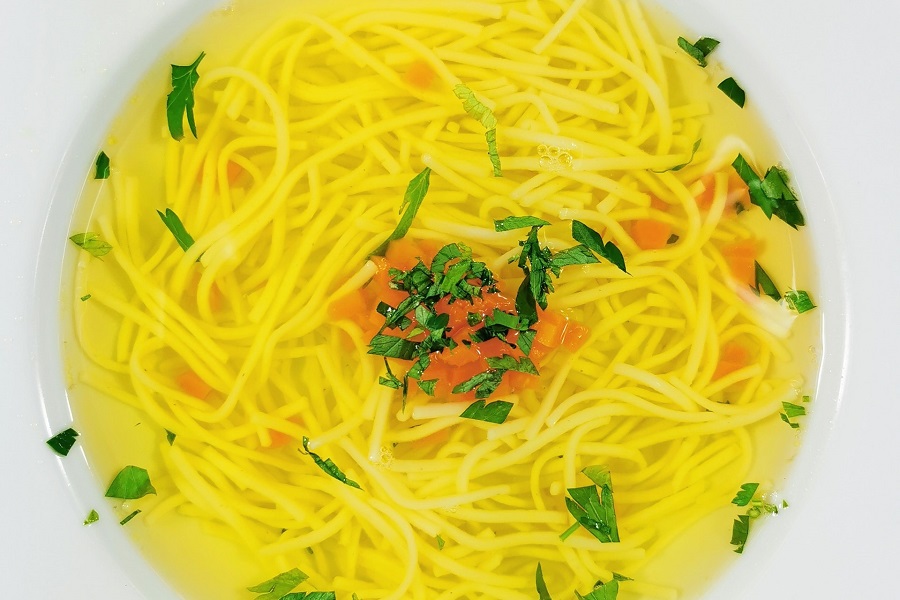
[226, 160, 244, 185]
[265, 417, 304, 449]
[650, 195, 670, 212]
[631, 219, 672, 250]
[561, 321, 590, 352]
[437, 343, 481, 367]
[405, 59, 437, 90]
[176, 370, 213, 400]
[721, 239, 757, 287]
[329, 289, 369, 322]
[534, 311, 565, 348]
[713, 342, 751, 380]
[694, 173, 717, 211]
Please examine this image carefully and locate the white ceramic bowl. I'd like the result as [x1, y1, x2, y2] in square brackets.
[2, 0, 898, 598]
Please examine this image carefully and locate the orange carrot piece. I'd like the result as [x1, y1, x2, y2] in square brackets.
[561, 321, 590, 352]
[721, 239, 757, 287]
[631, 219, 672, 250]
[176, 370, 212, 400]
[226, 160, 244, 185]
[405, 60, 436, 90]
[713, 342, 751, 380]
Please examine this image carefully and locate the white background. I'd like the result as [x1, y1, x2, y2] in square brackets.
[1, 0, 897, 598]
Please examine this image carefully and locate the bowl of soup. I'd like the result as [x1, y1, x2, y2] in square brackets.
[6, 0, 894, 598]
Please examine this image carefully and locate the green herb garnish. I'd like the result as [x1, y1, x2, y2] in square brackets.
[459, 398, 515, 424]
[248, 568, 308, 600]
[729, 483, 783, 553]
[372, 166, 432, 256]
[754, 262, 781, 301]
[785, 290, 816, 314]
[536, 563, 554, 600]
[780, 401, 807, 429]
[46, 427, 79, 456]
[718, 77, 746, 108]
[677, 36, 720, 67]
[654, 138, 702, 173]
[732, 482, 760, 507]
[69, 232, 112, 258]
[577, 580, 619, 600]
[561, 466, 619, 543]
[167, 51, 205, 140]
[105, 466, 157, 500]
[157, 208, 196, 253]
[94, 151, 110, 179]
[80, 294, 92, 301]
[300, 437, 362, 490]
[281, 593, 337, 600]
[732, 154, 805, 229]
[119, 509, 141, 526]
[165, 429, 177, 445]
[83, 509, 100, 525]
[454, 84, 502, 176]
[436, 534, 445, 550]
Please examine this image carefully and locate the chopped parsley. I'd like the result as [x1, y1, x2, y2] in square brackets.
[718, 77, 746, 108]
[80, 294, 92, 302]
[69, 232, 112, 258]
[300, 437, 362, 490]
[785, 290, 816, 314]
[677, 36, 720, 67]
[83, 509, 100, 526]
[577, 580, 619, 600]
[653, 138, 701, 173]
[119, 509, 141, 526]
[780, 400, 808, 429]
[46, 427, 79, 456]
[454, 84, 502, 176]
[157, 208, 196, 253]
[94, 151, 110, 179]
[754, 261, 781, 301]
[165, 429, 177, 445]
[167, 51, 205, 140]
[105, 466, 157, 500]
[248, 568, 308, 600]
[732, 154, 805, 229]
[536, 563, 553, 600]
[372, 166, 432, 256]
[730, 483, 783, 553]
[459, 398, 515, 424]
[281, 593, 336, 600]
[436, 534, 445, 550]
[561, 466, 620, 544]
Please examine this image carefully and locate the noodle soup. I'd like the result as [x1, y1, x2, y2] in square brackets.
[62, 0, 820, 598]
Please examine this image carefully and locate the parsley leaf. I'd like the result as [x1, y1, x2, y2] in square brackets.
[536, 563, 554, 600]
[119, 509, 141, 526]
[378, 358, 404, 390]
[69, 232, 112, 258]
[577, 580, 620, 600]
[80, 294, 92, 302]
[368, 334, 419, 360]
[300, 437, 362, 490]
[677, 36, 720, 67]
[282, 593, 336, 600]
[417, 379, 438, 396]
[94, 151, 110, 179]
[718, 77, 746, 108]
[785, 290, 816, 314]
[571, 221, 627, 273]
[157, 208, 196, 254]
[730, 514, 751, 554]
[732, 482, 759, 507]
[459, 398, 514, 424]
[494, 216, 551, 231]
[653, 138, 702, 173]
[550, 245, 600, 270]
[562, 467, 619, 543]
[165, 429, 177, 446]
[732, 154, 805, 229]
[372, 166, 432, 256]
[454, 372, 506, 400]
[454, 84, 502, 177]
[248, 568, 308, 600]
[167, 51, 205, 141]
[436, 534, 445, 550]
[754, 262, 781, 301]
[46, 427, 79, 456]
[83, 509, 100, 526]
[105, 466, 157, 500]
[780, 401, 807, 429]
[485, 354, 538, 375]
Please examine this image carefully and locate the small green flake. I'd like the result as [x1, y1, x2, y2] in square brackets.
[80, 294, 92, 301]
[83, 509, 100, 525]
[165, 429, 176, 446]
[718, 77, 746, 108]
[436, 534, 445, 550]
[119, 509, 141, 526]
[248, 568, 308, 600]
[785, 290, 816, 314]
[94, 151, 111, 179]
[105, 466, 156, 500]
[69, 233, 112, 258]
[46, 427, 79, 456]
